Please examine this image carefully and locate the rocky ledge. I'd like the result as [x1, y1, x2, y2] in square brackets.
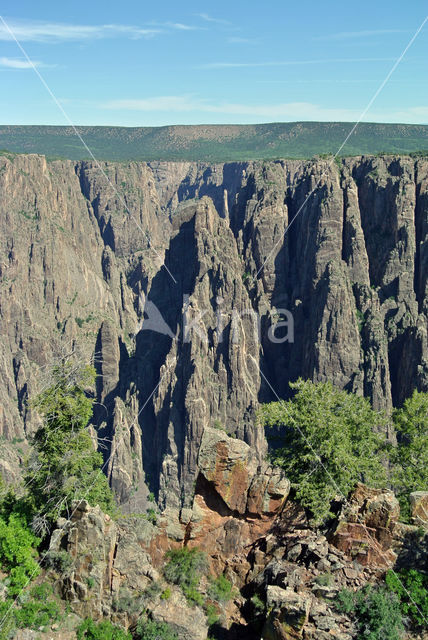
[40, 429, 427, 639]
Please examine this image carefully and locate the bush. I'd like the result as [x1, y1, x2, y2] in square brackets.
[335, 586, 404, 640]
[113, 587, 145, 615]
[385, 569, 428, 628]
[0, 583, 60, 637]
[141, 581, 162, 603]
[14, 583, 60, 629]
[134, 615, 178, 640]
[315, 573, 333, 587]
[77, 618, 131, 640]
[260, 379, 388, 524]
[43, 549, 73, 573]
[250, 593, 265, 617]
[0, 513, 40, 595]
[207, 575, 233, 603]
[205, 602, 220, 626]
[146, 508, 157, 525]
[163, 547, 207, 605]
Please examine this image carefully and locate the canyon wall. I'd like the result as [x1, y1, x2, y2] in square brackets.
[0, 152, 426, 507]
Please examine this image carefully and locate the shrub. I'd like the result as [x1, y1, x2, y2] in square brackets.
[335, 588, 355, 614]
[77, 618, 131, 640]
[134, 615, 178, 640]
[207, 575, 233, 603]
[14, 583, 60, 629]
[0, 514, 40, 595]
[43, 549, 73, 573]
[385, 569, 428, 628]
[0, 583, 61, 636]
[86, 577, 95, 589]
[163, 547, 207, 605]
[260, 379, 388, 524]
[315, 573, 333, 587]
[141, 581, 162, 603]
[205, 603, 220, 626]
[335, 586, 404, 640]
[146, 508, 157, 525]
[113, 587, 144, 615]
[250, 593, 265, 617]
[160, 587, 171, 600]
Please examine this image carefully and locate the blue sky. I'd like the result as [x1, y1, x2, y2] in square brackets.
[0, 0, 427, 126]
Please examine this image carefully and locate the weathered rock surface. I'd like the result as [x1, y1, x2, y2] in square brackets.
[0, 153, 427, 508]
[410, 491, 428, 526]
[41, 443, 426, 640]
[329, 484, 400, 567]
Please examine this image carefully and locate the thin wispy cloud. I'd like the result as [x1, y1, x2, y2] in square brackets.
[228, 36, 259, 44]
[0, 19, 162, 42]
[200, 57, 396, 69]
[196, 13, 231, 25]
[167, 22, 200, 31]
[101, 95, 427, 123]
[149, 21, 203, 31]
[315, 29, 409, 41]
[0, 56, 44, 69]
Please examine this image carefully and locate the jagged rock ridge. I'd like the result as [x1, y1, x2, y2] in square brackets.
[0, 153, 426, 507]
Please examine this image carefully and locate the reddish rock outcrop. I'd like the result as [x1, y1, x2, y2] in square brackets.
[329, 484, 400, 567]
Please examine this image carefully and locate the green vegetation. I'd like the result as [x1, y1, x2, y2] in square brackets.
[43, 549, 74, 573]
[0, 513, 40, 596]
[163, 547, 207, 605]
[356, 308, 366, 333]
[24, 359, 116, 534]
[314, 572, 333, 587]
[207, 574, 233, 603]
[391, 390, 428, 519]
[260, 379, 388, 524]
[385, 569, 428, 628]
[1, 123, 428, 162]
[77, 618, 131, 640]
[336, 585, 403, 639]
[160, 587, 171, 600]
[250, 593, 266, 617]
[0, 583, 61, 639]
[205, 603, 220, 627]
[0, 358, 121, 637]
[12, 584, 60, 630]
[134, 615, 178, 640]
[146, 507, 157, 525]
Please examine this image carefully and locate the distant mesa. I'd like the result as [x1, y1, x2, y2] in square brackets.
[0, 122, 428, 161]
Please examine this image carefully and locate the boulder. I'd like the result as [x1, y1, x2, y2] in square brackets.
[149, 587, 208, 640]
[197, 427, 289, 516]
[329, 484, 399, 567]
[410, 491, 428, 526]
[262, 586, 312, 639]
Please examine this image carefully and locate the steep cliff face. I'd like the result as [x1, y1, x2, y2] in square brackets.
[0, 153, 426, 506]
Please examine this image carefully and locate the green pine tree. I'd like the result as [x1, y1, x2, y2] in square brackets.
[392, 390, 428, 519]
[260, 379, 388, 524]
[25, 358, 116, 535]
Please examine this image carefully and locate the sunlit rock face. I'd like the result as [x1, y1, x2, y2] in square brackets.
[0, 153, 426, 505]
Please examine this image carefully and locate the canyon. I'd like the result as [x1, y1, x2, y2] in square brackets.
[0, 151, 427, 512]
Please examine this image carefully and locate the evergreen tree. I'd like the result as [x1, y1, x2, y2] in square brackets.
[392, 390, 428, 518]
[260, 379, 388, 524]
[25, 358, 116, 535]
